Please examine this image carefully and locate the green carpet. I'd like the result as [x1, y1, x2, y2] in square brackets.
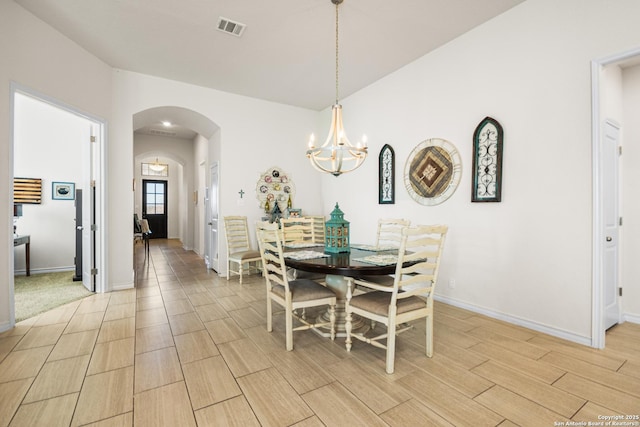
[14, 271, 93, 322]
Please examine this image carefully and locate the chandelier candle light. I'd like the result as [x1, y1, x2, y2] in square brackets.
[306, 0, 368, 177]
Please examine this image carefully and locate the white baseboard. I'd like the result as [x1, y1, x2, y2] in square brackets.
[434, 295, 592, 347]
[0, 320, 13, 333]
[111, 283, 134, 291]
[14, 266, 74, 276]
[623, 313, 640, 324]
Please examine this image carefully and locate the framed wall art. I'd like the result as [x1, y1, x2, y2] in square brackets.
[378, 144, 395, 204]
[52, 181, 75, 200]
[14, 177, 42, 204]
[404, 138, 462, 206]
[472, 116, 503, 202]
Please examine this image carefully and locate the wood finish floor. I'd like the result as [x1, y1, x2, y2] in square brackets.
[1, 239, 639, 426]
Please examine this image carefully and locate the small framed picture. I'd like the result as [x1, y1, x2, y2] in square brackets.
[52, 182, 75, 200]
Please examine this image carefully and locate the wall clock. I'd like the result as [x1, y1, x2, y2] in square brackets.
[378, 144, 395, 204]
[404, 138, 462, 206]
[471, 117, 503, 202]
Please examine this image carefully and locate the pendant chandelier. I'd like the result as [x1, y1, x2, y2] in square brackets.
[306, 0, 367, 177]
[149, 157, 166, 172]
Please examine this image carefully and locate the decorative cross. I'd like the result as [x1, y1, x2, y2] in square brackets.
[238, 189, 245, 198]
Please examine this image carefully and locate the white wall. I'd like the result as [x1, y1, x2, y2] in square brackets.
[0, 1, 112, 330]
[320, 0, 640, 343]
[622, 64, 640, 322]
[13, 93, 84, 273]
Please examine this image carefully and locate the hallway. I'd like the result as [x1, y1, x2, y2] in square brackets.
[0, 239, 638, 426]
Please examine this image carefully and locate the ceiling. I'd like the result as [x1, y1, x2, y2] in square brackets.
[15, 0, 525, 139]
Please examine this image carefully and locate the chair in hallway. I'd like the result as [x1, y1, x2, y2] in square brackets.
[345, 224, 448, 374]
[256, 221, 337, 351]
[140, 218, 152, 257]
[223, 216, 262, 285]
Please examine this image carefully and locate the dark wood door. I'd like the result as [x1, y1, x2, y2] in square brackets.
[142, 179, 167, 239]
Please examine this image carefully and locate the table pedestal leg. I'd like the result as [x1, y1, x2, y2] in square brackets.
[313, 274, 367, 338]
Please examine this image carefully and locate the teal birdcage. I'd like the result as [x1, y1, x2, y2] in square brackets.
[325, 203, 350, 253]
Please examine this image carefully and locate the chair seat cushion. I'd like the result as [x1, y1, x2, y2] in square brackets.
[272, 279, 335, 302]
[229, 250, 261, 261]
[350, 291, 425, 316]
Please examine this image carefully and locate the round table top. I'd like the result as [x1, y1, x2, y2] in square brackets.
[283, 247, 397, 276]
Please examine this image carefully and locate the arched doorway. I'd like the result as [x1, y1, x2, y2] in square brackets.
[132, 106, 220, 267]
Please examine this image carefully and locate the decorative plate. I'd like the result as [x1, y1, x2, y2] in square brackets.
[404, 138, 462, 206]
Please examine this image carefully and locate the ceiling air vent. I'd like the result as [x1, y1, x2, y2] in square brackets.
[217, 17, 246, 37]
[148, 128, 176, 137]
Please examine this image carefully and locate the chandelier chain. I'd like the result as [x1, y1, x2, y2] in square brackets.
[335, 1, 339, 105]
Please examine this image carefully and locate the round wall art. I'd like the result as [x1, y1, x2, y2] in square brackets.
[403, 138, 462, 206]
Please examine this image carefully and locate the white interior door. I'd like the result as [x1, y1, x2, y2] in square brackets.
[81, 125, 96, 291]
[208, 163, 219, 272]
[603, 120, 620, 330]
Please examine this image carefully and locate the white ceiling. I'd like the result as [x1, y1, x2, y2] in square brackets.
[15, 0, 525, 138]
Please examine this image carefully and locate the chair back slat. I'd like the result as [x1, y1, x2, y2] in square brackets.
[280, 217, 315, 245]
[307, 215, 326, 243]
[376, 218, 410, 249]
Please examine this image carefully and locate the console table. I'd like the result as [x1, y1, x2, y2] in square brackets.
[14, 235, 30, 276]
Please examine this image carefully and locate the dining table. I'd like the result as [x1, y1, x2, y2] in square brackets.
[283, 243, 402, 337]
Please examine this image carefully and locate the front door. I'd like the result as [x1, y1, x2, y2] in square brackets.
[142, 179, 168, 239]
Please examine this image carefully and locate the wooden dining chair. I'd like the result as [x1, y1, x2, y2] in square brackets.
[357, 218, 411, 286]
[256, 221, 337, 350]
[279, 217, 324, 281]
[376, 218, 411, 250]
[345, 224, 448, 374]
[307, 215, 326, 244]
[223, 216, 262, 285]
[279, 217, 316, 245]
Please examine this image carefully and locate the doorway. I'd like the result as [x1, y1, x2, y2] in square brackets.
[591, 47, 640, 348]
[142, 179, 168, 239]
[205, 162, 220, 272]
[10, 84, 105, 324]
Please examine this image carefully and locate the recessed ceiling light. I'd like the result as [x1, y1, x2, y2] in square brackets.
[161, 121, 172, 127]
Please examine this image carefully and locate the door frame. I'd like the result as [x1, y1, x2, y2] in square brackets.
[591, 47, 640, 348]
[9, 83, 107, 323]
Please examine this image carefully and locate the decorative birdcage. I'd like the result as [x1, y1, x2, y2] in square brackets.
[325, 203, 350, 253]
